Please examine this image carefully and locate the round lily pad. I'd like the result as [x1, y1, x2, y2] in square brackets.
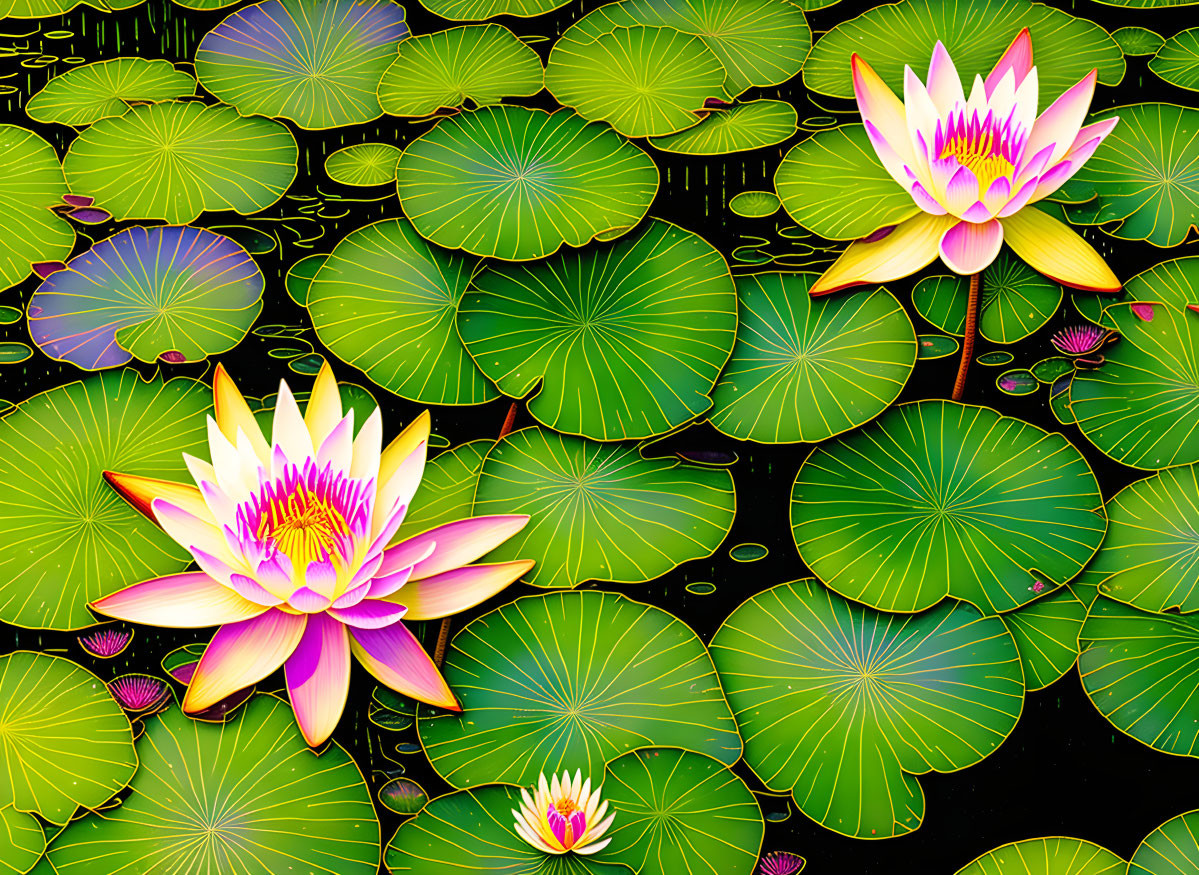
[26, 58, 197, 127]
[1149, 28, 1199, 89]
[708, 273, 916, 443]
[918, 334, 960, 359]
[711, 580, 1023, 839]
[956, 838, 1125, 875]
[48, 697, 380, 874]
[380, 778, 428, 816]
[63, 102, 298, 224]
[0, 343, 32, 364]
[601, 749, 762, 875]
[29, 226, 264, 370]
[1079, 597, 1199, 757]
[1071, 303, 1199, 469]
[0, 805, 44, 874]
[1125, 256, 1199, 311]
[1114, 26, 1165, 56]
[803, 0, 1124, 105]
[285, 253, 326, 306]
[1032, 358, 1074, 384]
[790, 400, 1107, 613]
[729, 191, 781, 217]
[195, 0, 408, 129]
[775, 125, 917, 240]
[458, 220, 736, 440]
[997, 369, 1038, 395]
[396, 440, 491, 543]
[1131, 811, 1199, 875]
[307, 218, 495, 406]
[378, 24, 543, 117]
[650, 100, 797, 155]
[0, 653, 136, 825]
[0, 371, 210, 629]
[0, 126, 74, 293]
[471, 427, 735, 588]
[999, 586, 1087, 691]
[978, 351, 1015, 366]
[324, 143, 402, 187]
[396, 106, 658, 261]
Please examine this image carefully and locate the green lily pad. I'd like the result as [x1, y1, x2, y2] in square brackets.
[711, 579, 1023, 839]
[728, 190, 782, 217]
[48, 697, 379, 874]
[0, 126, 74, 294]
[1032, 357, 1073, 383]
[386, 785, 625, 874]
[1114, 26, 1165, 56]
[1000, 586, 1087, 691]
[1130, 811, 1199, 875]
[26, 58, 196, 127]
[380, 778, 428, 816]
[977, 351, 1015, 366]
[600, 749, 763, 875]
[729, 542, 768, 561]
[708, 273, 916, 443]
[790, 400, 1106, 613]
[1071, 303, 1199, 469]
[324, 143, 402, 187]
[1064, 104, 1199, 247]
[0, 307, 19, 325]
[546, 26, 728, 138]
[0, 653, 136, 825]
[307, 218, 495, 406]
[195, 0, 409, 129]
[1051, 381, 1076, 425]
[1149, 28, 1199, 89]
[0, 371, 210, 629]
[956, 838, 1125, 875]
[0, 805, 44, 875]
[285, 253, 327, 306]
[1079, 597, 1199, 757]
[396, 106, 657, 261]
[918, 334, 960, 359]
[63, 102, 298, 224]
[775, 125, 917, 240]
[419, 590, 742, 787]
[378, 25, 544, 117]
[997, 369, 1039, 396]
[650, 100, 797, 155]
[686, 581, 717, 594]
[459, 220, 736, 440]
[396, 440, 491, 543]
[803, 0, 1124, 106]
[1126, 256, 1199, 311]
[471, 427, 735, 588]
[0, 344, 32, 364]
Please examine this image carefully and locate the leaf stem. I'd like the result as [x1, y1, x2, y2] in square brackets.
[952, 272, 981, 401]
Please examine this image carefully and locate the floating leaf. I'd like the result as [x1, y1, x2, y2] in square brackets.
[711, 579, 1023, 839]
[1149, 28, 1199, 89]
[997, 369, 1038, 395]
[977, 351, 1015, 366]
[419, 591, 741, 787]
[0, 307, 19, 325]
[29, 226, 263, 370]
[600, 749, 763, 875]
[1114, 26, 1165, 56]
[0, 371, 209, 629]
[459, 220, 736, 440]
[378, 25, 543, 117]
[728, 190, 782, 217]
[729, 543, 768, 562]
[324, 143, 402, 187]
[1130, 810, 1199, 875]
[285, 253, 326, 306]
[0, 343, 32, 364]
[380, 779, 428, 816]
[686, 581, 717, 594]
[48, 697, 380, 874]
[0, 806, 44, 875]
[999, 587, 1087, 691]
[26, 58, 197, 126]
[63, 102, 298, 224]
[0, 652, 136, 824]
[396, 106, 657, 261]
[1032, 357, 1073, 383]
[396, 440, 491, 543]
[709, 274, 916, 443]
[955, 838, 1125, 875]
[307, 218, 495, 406]
[0, 126, 74, 293]
[791, 400, 1106, 613]
[650, 100, 797, 155]
[917, 334, 959, 359]
[471, 427, 735, 588]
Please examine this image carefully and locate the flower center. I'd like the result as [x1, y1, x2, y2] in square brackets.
[256, 485, 350, 567]
[555, 797, 579, 816]
[940, 132, 1014, 190]
[937, 109, 1022, 192]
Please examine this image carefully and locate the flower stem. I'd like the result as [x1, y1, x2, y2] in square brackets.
[952, 272, 981, 401]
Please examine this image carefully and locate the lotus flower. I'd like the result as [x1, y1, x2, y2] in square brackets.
[810, 28, 1120, 295]
[92, 363, 533, 746]
[78, 626, 132, 657]
[513, 770, 615, 856]
[1051, 323, 1107, 356]
[759, 851, 806, 875]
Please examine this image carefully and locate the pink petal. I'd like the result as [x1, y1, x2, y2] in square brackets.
[151, 498, 229, 562]
[863, 120, 924, 190]
[229, 573, 285, 607]
[91, 572, 267, 627]
[569, 810, 587, 843]
[983, 176, 1012, 214]
[285, 612, 350, 747]
[985, 28, 1033, 96]
[925, 41, 964, 114]
[851, 54, 915, 168]
[943, 165, 982, 215]
[327, 600, 407, 629]
[379, 515, 530, 582]
[332, 581, 372, 609]
[997, 178, 1040, 217]
[1030, 158, 1077, 202]
[1025, 70, 1097, 167]
[548, 806, 568, 846]
[305, 559, 338, 598]
[939, 219, 1004, 274]
[909, 180, 947, 214]
[184, 608, 307, 712]
[349, 623, 459, 711]
[368, 564, 414, 599]
[960, 201, 994, 222]
[394, 560, 535, 621]
[288, 586, 332, 613]
[1067, 118, 1119, 155]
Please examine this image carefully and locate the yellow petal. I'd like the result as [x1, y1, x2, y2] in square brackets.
[809, 212, 959, 296]
[1000, 207, 1121, 292]
[304, 361, 343, 450]
[103, 471, 210, 526]
[379, 411, 431, 487]
[213, 363, 270, 465]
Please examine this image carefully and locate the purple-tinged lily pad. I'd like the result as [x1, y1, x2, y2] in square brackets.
[32, 261, 66, 279]
[62, 194, 93, 208]
[65, 207, 111, 224]
[997, 369, 1039, 396]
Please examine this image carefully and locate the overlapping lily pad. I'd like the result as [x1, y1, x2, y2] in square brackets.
[458, 220, 736, 440]
[1000, 587, 1087, 691]
[63, 102, 298, 224]
[0, 371, 209, 629]
[1071, 303, 1199, 470]
[307, 219, 494, 406]
[728, 191, 782, 217]
[26, 58, 197, 127]
[1114, 27, 1165, 56]
[29, 226, 264, 370]
[0, 805, 43, 875]
[1150, 29, 1199, 89]
[195, 0, 409, 129]
[0, 126, 74, 293]
[48, 697, 380, 874]
[396, 440, 491, 542]
[711, 580, 1023, 839]
[471, 427, 736, 588]
[649, 100, 797, 154]
[396, 106, 658, 261]
[419, 590, 742, 787]
[1079, 597, 1199, 757]
[378, 25, 544, 117]
[708, 273, 916, 443]
[790, 401, 1107, 613]
[956, 838, 1126, 875]
[1130, 810, 1199, 875]
[324, 144, 402, 187]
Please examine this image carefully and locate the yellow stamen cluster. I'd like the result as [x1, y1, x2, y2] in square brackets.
[257, 487, 349, 566]
[940, 132, 1013, 190]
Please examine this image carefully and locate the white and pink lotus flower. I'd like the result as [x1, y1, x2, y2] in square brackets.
[513, 770, 615, 856]
[92, 363, 532, 746]
[810, 28, 1121, 295]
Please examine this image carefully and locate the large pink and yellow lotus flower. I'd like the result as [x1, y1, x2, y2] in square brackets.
[513, 770, 615, 856]
[810, 28, 1121, 296]
[92, 363, 532, 746]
